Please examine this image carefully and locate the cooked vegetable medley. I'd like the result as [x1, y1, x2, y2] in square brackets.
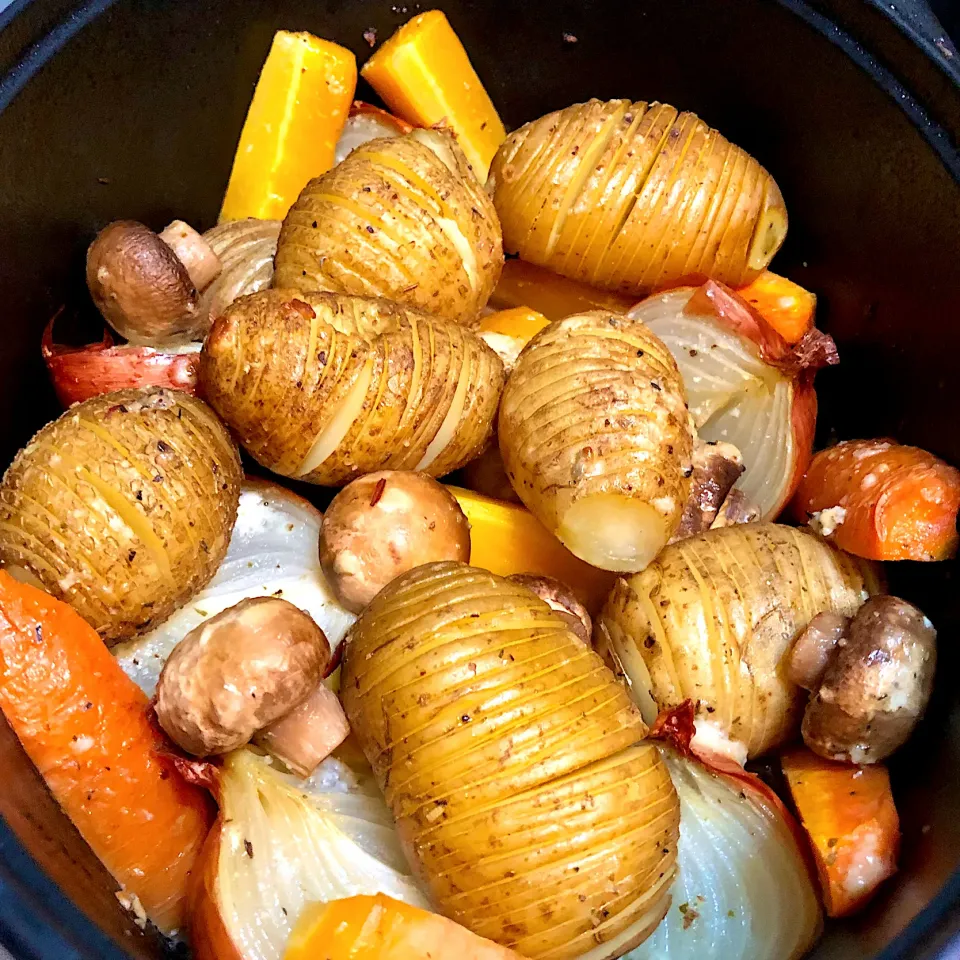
[8, 11, 958, 960]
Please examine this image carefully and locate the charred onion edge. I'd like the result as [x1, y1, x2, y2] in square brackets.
[349, 100, 414, 132]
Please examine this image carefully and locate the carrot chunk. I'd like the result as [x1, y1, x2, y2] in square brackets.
[478, 306, 550, 341]
[0, 571, 213, 934]
[782, 748, 899, 917]
[220, 31, 357, 221]
[792, 439, 960, 561]
[361, 11, 505, 178]
[490, 258, 637, 321]
[285, 893, 523, 959]
[449, 486, 614, 614]
[736, 270, 816, 344]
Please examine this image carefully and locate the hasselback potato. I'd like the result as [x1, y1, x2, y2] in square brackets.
[200, 289, 504, 485]
[490, 99, 787, 296]
[0, 388, 242, 642]
[273, 128, 503, 323]
[498, 310, 694, 572]
[342, 562, 679, 960]
[596, 523, 880, 759]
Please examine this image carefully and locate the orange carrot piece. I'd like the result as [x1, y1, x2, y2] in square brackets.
[781, 748, 899, 917]
[792, 439, 960, 561]
[490, 259, 636, 321]
[478, 306, 550, 341]
[737, 270, 816, 344]
[285, 893, 523, 960]
[0, 571, 213, 934]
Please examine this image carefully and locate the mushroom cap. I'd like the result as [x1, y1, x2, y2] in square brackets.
[86, 219, 201, 346]
[507, 573, 593, 644]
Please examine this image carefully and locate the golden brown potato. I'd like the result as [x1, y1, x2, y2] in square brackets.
[595, 523, 880, 761]
[319, 470, 471, 612]
[342, 562, 678, 960]
[0, 388, 242, 643]
[155, 597, 330, 756]
[199, 289, 505, 486]
[802, 596, 936, 763]
[490, 99, 787, 296]
[273, 129, 503, 323]
[499, 310, 694, 572]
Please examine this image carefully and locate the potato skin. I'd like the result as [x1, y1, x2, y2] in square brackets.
[499, 310, 694, 571]
[490, 99, 787, 296]
[0, 388, 241, 643]
[274, 129, 503, 323]
[155, 597, 329, 756]
[200, 289, 504, 485]
[342, 561, 678, 959]
[596, 523, 879, 758]
[319, 470, 471, 612]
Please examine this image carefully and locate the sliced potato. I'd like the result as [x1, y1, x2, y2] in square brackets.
[342, 561, 678, 960]
[596, 523, 880, 759]
[274, 129, 503, 323]
[0, 388, 242, 643]
[490, 99, 786, 296]
[498, 310, 694, 572]
[200, 289, 504, 485]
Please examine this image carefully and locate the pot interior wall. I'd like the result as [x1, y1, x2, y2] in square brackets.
[0, 0, 958, 957]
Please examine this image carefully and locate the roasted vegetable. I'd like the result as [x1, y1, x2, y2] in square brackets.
[633, 281, 838, 519]
[273, 128, 503, 323]
[286, 894, 523, 960]
[335, 101, 412, 165]
[477, 306, 550, 374]
[490, 99, 786, 296]
[342, 562, 679, 960]
[199, 219, 282, 324]
[319, 471, 470, 612]
[450, 486, 615, 613]
[0, 388, 242, 643]
[86, 220, 206, 346]
[360, 10, 506, 179]
[191, 749, 427, 960]
[0, 572, 213, 934]
[506, 573, 592, 644]
[792, 439, 960, 561]
[782, 748, 900, 917]
[798, 596, 936, 763]
[671, 439, 744, 541]
[114, 478, 356, 696]
[219, 31, 357, 222]
[629, 747, 822, 960]
[596, 523, 879, 760]
[499, 310, 694, 571]
[200, 290, 503, 485]
[155, 597, 331, 756]
[737, 270, 816, 344]
[489, 259, 636, 321]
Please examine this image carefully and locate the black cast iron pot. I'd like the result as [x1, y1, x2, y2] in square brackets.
[1, 0, 959, 957]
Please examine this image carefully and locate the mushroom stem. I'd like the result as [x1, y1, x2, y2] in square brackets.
[159, 221, 222, 292]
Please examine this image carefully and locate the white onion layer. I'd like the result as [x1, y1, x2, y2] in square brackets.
[335, 112, 405, 165]
[625, 748, 821, 960]
[114, 479, 355, 696]
[630, 290, 798, 520]
[217, 749, 428, 960]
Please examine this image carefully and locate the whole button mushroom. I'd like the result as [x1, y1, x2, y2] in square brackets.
[793, 596, 936, 764]
[319, 470, 471, 613]
[86, 219, 221, 346]
[155, 597, 331, 756]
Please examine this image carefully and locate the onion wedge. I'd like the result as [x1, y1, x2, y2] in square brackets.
[114, 479, 355, 696]
[630, 281, 837, 519]
[191, 749, 428, 960]
[42, 312, 199, 406]
[334, 101, 413, 165]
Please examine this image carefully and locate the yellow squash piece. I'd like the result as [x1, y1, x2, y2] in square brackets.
[450, 486, 615, 613]
[478, 306, 550, 341]
[220, 31, 357, 222]
[361, 11, 506, 178]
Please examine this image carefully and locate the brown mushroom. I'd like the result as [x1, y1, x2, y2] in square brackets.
[801, 596, 936, 763]
[671, 439, 745, 542]
[86, 219, 212, 346]
[157, 220, 222, 291]
[507, 573, 592, 644]
[710, 488, 762, 529]
[154, 597, 331, 756]
[787, 611, 850, 691]
[319, 471, 471, 613]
